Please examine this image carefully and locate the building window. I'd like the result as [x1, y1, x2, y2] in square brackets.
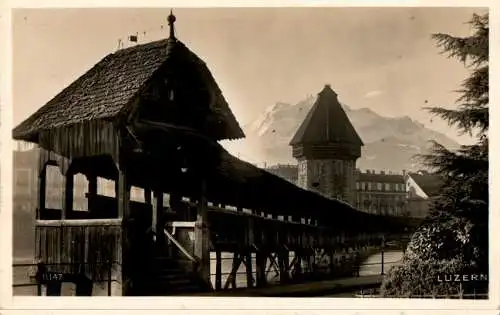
[356, 182, 360, 190]
[361, 182, 366, 190]
[385, 183, 390, 191]
[377, 182, 382, 191]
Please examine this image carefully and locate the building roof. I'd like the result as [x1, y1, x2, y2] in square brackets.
[409, 173, 444, 197]
[289, 85, 363, 146]
[13, 29, 244, 142]
[210, 143, 409, 231]
[358, 172, 405, 184]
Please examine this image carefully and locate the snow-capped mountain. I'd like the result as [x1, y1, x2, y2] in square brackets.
[222, 96, 460, 172]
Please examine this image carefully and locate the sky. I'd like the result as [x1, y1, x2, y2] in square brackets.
[12, 7, 487, 145]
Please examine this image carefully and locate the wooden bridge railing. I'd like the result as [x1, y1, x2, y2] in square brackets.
[34, 219, 123, 295]
[163, 204, 412, 291]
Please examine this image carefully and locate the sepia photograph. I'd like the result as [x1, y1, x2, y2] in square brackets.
[8, 6, 490, 301]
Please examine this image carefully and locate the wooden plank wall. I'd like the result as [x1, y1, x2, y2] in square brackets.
[35, 220, 122, 283]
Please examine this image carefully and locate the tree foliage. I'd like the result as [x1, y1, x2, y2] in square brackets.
[382, 13, 489, 297]
[421, 12, 488, 216]
[427, 13, 489, 137]
[381, 210, 488, 297]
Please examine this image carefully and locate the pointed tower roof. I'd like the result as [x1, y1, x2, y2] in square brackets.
[290, 85, 363, 146]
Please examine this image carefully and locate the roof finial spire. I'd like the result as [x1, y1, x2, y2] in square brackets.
[168, 9, 176, 39]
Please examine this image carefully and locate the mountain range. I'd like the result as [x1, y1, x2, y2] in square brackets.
[222, 96, 459, 173]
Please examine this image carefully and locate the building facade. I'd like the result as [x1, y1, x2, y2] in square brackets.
[264, 164, 299, 184]
[354, 169, 407, 216]
[13, 148, 38, 213]
[262, 164, 426, 218]
[405, 171, 444, 218]
[289, 85, 363, 205]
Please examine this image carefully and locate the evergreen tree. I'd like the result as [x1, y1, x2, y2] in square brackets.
[423, 13, 489, 217]
[381, 13, 489, 298]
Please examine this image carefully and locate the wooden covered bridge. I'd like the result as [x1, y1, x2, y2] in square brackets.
[13, 13, 420, 296]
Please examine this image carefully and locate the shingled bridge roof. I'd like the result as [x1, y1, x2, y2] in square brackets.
[13, 36, 245, 142]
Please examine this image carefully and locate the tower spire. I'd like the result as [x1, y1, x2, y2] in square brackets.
[168, 9, 176, 39]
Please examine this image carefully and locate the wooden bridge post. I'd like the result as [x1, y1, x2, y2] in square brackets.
[215, 250, 222, 290]
[117, 165, 131, 295]
[194, 178, 210, 288]
[279, 220, 289, 284]
[144, 188, 152, 205]
[305, 231, 313, 277]
[329, 249, 335, 278]
[380, 234, 385, 275]
[229, 254, 239, 289]
[246, 216, 255, 288]
[290, 215, 301, 281]
[255, 221, 267, 288]
[36, 165, 47, 220]
[255, 250, 266, 287]
[86, 174, 97, 215]
[152, 190, 163, 243]
[62, 171, 74, 219]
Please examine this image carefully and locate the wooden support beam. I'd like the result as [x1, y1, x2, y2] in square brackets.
[194, 178, 210, 287]
[278, 251, 286, 283]
[62, 173, 74, 220]
[46, 282, 62, 296]
[36, 166, 47, 220]
[152, 190, 163, 235]
[224, 253, 242, 290]
[294, 251, 302, 280]
[86, 174, 97, 215]
[215, 250, 222, 291]
[116, 170, 130, 218]
[144, 188, 152, 205]
[87, 175, 97, 195]
[287, 256, 297, 273]
[280, 247, 290, 284]
[116, 166, 131, 295]
[255, 249, 267, 287]
[329, 251, 335, 277]
[266, 253, 280, 278]
[246, 251, 253, 288]
[246, 216, 255, 288]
